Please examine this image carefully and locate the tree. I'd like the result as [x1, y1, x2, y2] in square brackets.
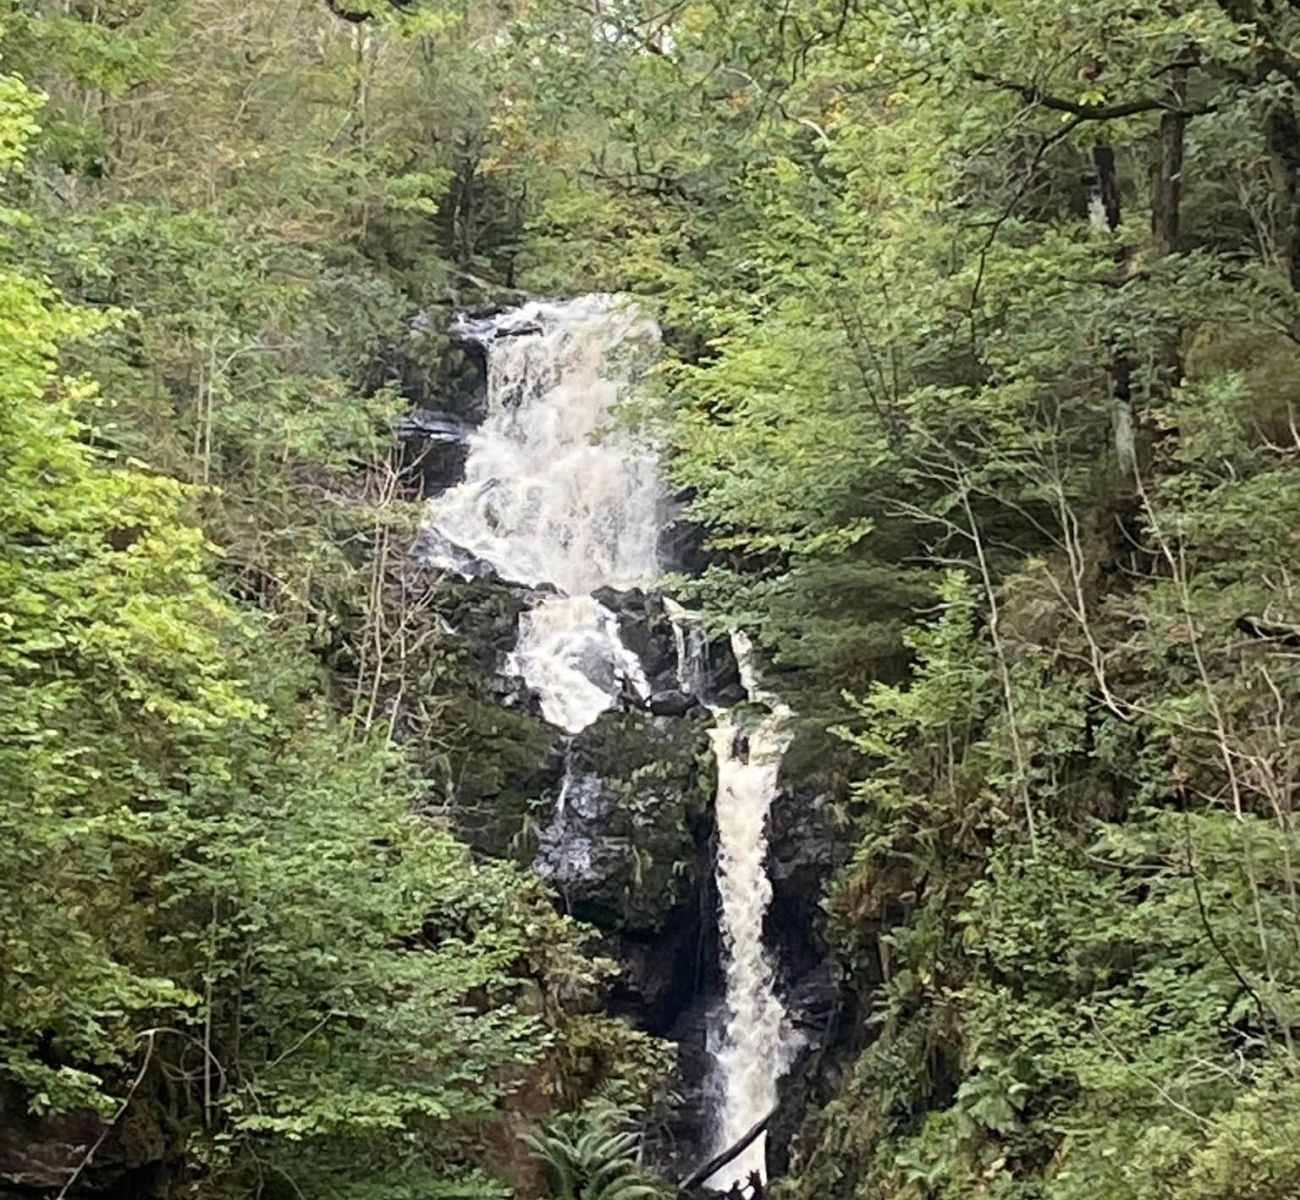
[0, 58, 667, 1197]
[500, 2, 1300, 1196]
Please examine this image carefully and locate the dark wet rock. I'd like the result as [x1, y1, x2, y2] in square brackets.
[394, 408, 472, 497]
[451, 307, 543, 354]
[0, 1080, 181, 1199]
[436, 698, 564, 860]
[699, 637, 745, 708]
[606, 922, 708, 1034]
[535, 712, 714, 934]
[368, 556, 564, 862]
[533, 767, 605, 891]
[660, 515, 713, 576]
[486, 671, 545, 717]
[592, 587, 679, 691]
[784, 963, 841, 1041]
[591, 587, 743, 707]
[364, 315, 488, 428]
[499, 319, 543, 339]
[767, 964, 857, 1180]
[766, 787, 840, 981]
[531, 709, 722, 1169]
[761, 786, 852, 1177]
[0, 1099, 99, 1192]
[648, 688, 702, 718]
[768, 785, 839, 899]
[642, 993, 722, 1181]
[424, 575, 531, 669]
[393, 408, 471, 442]
[417, 575, 564, 858]
[414, 527, 498, 580]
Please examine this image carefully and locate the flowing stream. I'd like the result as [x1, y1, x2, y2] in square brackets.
[426, 295, 797, 1186]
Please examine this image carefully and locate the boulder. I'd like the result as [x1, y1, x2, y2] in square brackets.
[414, 527, 499, 580]
[0, 1080, 180, 1200]
[590, 587, 744, 708]
[437, 697, 565, 860]
[697, 635, 745, 708]
[0, 1102, 98, 1192]
[533, 712, 714, 934]
[591, 587, 679, 691]
[648, 688, 702, 718]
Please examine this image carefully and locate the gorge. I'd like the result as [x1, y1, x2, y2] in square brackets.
[418, 295, 808, 1191]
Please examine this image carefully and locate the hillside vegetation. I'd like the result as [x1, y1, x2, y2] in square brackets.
[6, 3, 1300, 1200]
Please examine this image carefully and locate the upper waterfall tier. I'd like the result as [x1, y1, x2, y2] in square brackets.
[424, 296, 664, 732]
[428, 295, 663, 596]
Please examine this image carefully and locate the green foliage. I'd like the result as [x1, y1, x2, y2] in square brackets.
[0, 11, 669, 1193]
[524, 1105, 666, 1200]
[18, 0, 1300, 1196]
[496, 3, 1300, 1198]
[0, 81, 250, 1114]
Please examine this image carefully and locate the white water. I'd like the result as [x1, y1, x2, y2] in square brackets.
[428, 297, 798, 1185]
[534, 751, 604, 896]
[705, 632, 802, 1189]
[425, 295, 662, 733]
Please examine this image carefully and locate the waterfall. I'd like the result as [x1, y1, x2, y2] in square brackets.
[425, 295, 662, 733]
[428, 295, 797, 1186]
[705, 633, 801, 1190]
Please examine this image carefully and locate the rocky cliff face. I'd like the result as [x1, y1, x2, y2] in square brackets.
[0, 311, 848, 1200]
[369, 308, 846, 1189]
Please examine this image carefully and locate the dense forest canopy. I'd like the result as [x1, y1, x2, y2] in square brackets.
[5, 1, 1300, 1198]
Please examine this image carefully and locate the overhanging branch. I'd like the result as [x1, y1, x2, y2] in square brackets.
[678, 1111, 774, 1191]
[971, 71, 1216, 120]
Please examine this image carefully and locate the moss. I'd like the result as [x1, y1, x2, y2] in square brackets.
[561, 712, 716, 932]
[444, 697, 564, 860]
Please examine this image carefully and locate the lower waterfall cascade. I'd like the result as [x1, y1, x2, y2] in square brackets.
[425, 295, 799, 1188]
[703, 634, 803, 1190]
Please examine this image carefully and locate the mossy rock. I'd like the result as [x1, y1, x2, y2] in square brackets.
[537, 712, 716, 933]
[377, 565, 563, 860]
[428, 576, 533, 677]
[438, 696, 564, 860]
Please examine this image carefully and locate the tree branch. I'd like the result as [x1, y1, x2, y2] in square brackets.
[678, 1110, 774, 1190]
[971, 71, 1215, 119]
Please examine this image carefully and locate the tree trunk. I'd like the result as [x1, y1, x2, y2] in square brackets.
[1267, 95, 1300, 290]
[1092, 145, 1137, 476]
[1152, 64, 1189, 257]
[1092, 144, 1123, 234]
[678, 1111, 774, 1191]
[1149, 61, 1191, 433]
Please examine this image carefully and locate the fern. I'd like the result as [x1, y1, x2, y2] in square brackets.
[523, 1105, 665, 1200]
